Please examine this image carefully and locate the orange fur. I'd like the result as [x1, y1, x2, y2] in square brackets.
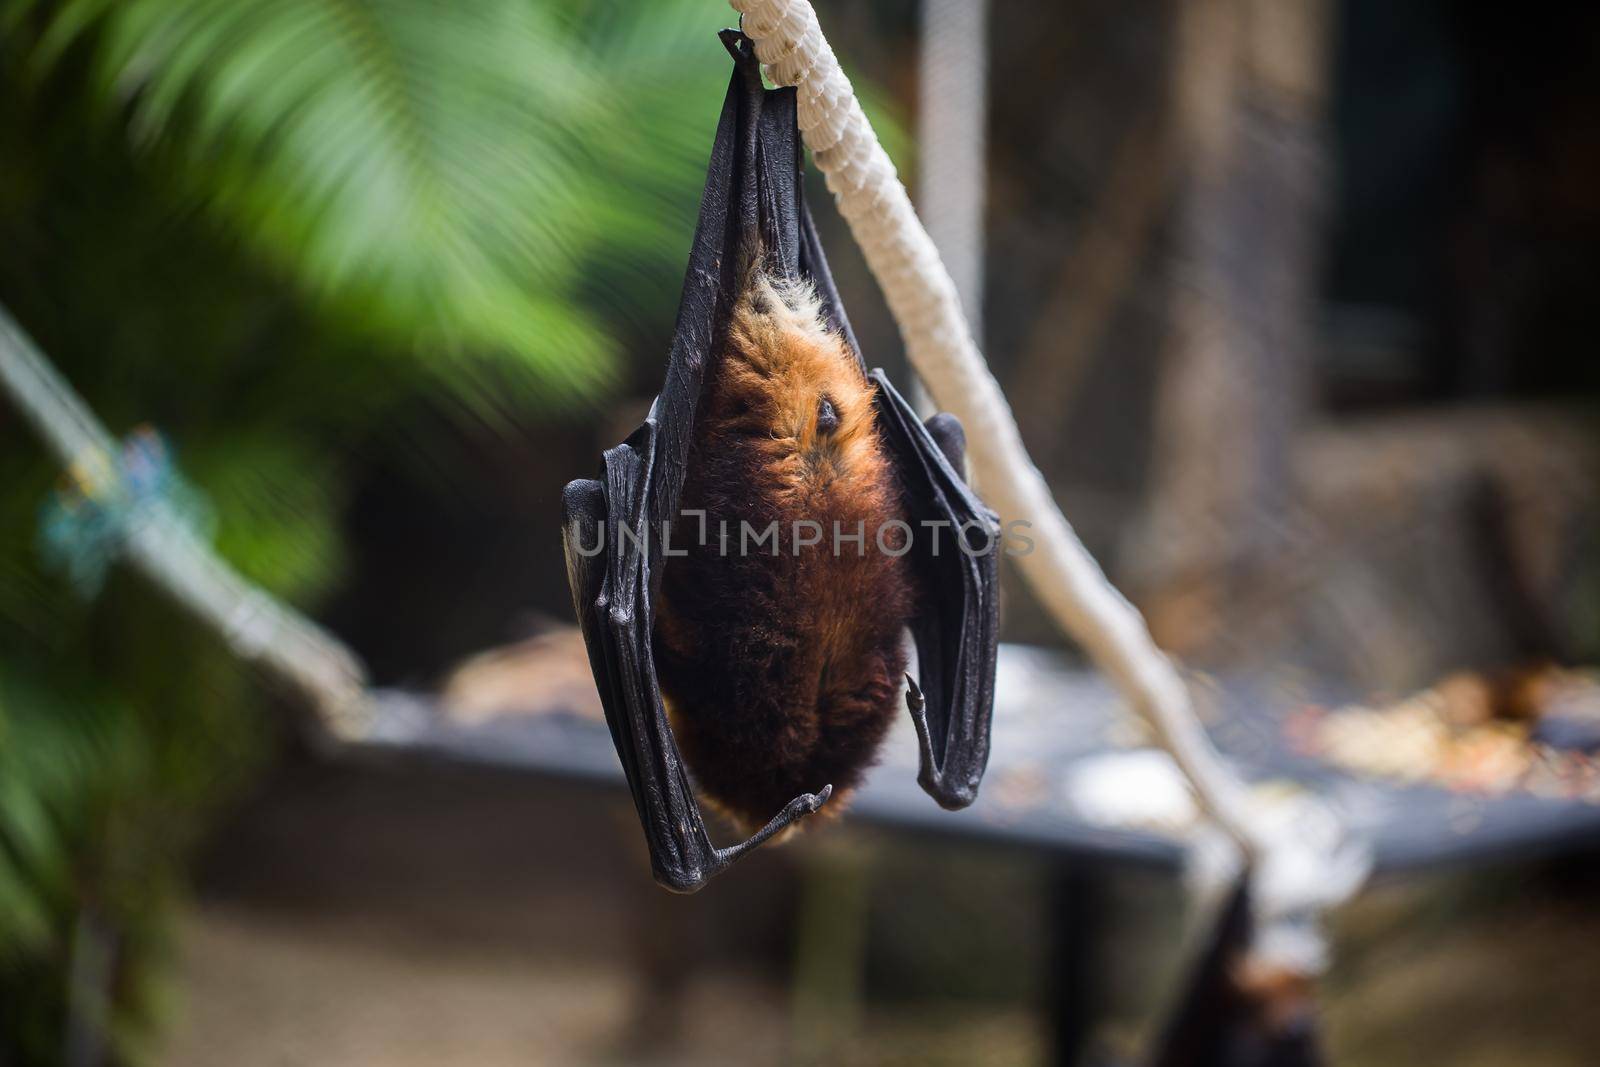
[718, 275, 903, 682]
[652, 270, 915, 836]
[719, 274, 887, 508]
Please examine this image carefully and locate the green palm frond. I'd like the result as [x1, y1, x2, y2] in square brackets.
[29, 0, 738, 410]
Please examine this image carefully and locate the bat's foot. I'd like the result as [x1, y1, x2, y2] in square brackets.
[771, 782, 832, 827]
[652, 788, 833, 893]
[703, 783, 832, 882]
[797, 782, 833, 813]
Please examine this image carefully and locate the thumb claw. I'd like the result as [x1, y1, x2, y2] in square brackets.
[904, 673, 925, 713]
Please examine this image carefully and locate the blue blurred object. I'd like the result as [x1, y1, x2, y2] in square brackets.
[1534, 713, 1600, 755]
[37, 425, 214, 597]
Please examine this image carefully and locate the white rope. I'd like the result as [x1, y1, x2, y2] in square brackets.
[731, 0, 1271, 859]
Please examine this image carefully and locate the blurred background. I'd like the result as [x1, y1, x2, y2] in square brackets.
[2, 0, 1599, 1064]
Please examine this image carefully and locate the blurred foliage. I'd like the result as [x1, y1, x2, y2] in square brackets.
[0, 0, 906, 1061]
[9, 0, 752, 414]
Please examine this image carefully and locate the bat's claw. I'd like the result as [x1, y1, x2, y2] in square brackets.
[787, 782, 833, 817]
[904, 673, 926, 714]
[905, 673, 933, 751]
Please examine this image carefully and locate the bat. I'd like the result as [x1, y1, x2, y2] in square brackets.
[561, 30, 1000, 892]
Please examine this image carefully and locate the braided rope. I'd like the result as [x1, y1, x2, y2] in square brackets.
[731, 0, 1270, 858]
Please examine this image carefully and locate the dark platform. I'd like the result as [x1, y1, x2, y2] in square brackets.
[355, 644, 1600, 878]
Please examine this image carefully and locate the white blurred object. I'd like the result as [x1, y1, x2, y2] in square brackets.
[1188, 787, 1373, 975]
[1065, 749, 1200, 832]
[913, 0, 988, 415]
[917, 0, 987, 339]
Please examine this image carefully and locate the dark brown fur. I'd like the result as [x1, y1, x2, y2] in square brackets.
[653, 273, 915, 834]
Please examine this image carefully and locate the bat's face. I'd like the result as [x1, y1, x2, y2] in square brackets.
[652, 271, 915, 835]
[715, 274, 884, 509]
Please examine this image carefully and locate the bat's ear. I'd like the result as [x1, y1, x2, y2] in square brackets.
[922, 412, 968, 479]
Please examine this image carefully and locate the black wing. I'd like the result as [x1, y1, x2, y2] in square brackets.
[562, 467, 827, 894]
[561, 32, 831, 893]
[871, 374, 1001, 808]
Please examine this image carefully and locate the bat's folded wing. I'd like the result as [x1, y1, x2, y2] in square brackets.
[871, 372, 1002, 809]
[562, 425, 828, 892]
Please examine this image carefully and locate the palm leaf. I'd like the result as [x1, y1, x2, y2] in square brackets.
[29, 0, 744, 411]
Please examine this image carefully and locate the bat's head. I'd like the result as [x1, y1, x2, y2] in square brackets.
[715, 270, 884, 509]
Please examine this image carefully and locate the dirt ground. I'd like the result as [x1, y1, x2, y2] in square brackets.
[163, 761, 1046, 1066]
[160, 759, 1600, 1066]
[1324, 875, 1600, 1067]
[164, 904, 1041, 1067]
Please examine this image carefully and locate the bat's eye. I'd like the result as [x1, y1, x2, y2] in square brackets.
[817, 395, 840, 435]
